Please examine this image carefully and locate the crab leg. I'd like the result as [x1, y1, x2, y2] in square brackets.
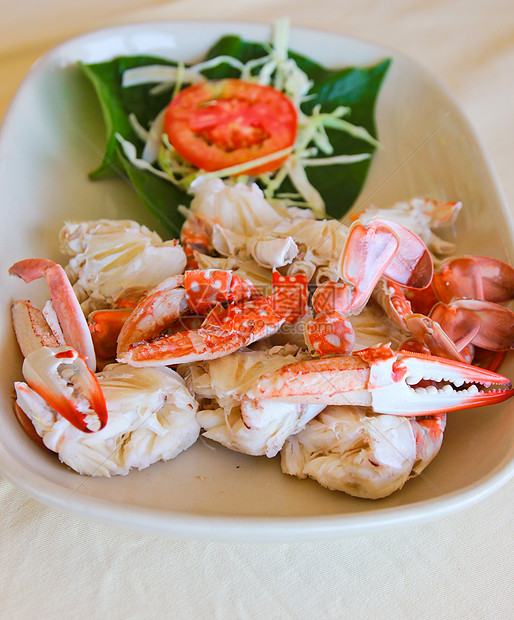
[10, 263, 108, 433]
[307, 219, 433, 357]
[118, 272, 305, 367]
[9, 259, 96, 372]
[336, 218, 433, 315]
[115, 270, 259, 354]
[246, 344, 513, 416]
[119, 297, 285, 366]
[117, 275, 188, 354]
[402, 313, 470, 362]
[430, 299, 514, 351]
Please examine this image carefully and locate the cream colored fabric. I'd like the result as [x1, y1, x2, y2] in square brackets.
[1, 1, 513, 618]
[0, 475, 512, 618]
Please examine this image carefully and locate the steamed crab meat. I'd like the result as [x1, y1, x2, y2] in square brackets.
[60, 219, 187, 314]
[281, 405, 446, 499]
[7, 180, 514, 497]
[15, 364, 199, 476]
[184, 345, 324, 457]
[184, 178, 461, 288]
[353, 197, 462, 257]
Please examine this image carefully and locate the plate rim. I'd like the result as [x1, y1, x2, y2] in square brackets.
[0, 437, 512, 541]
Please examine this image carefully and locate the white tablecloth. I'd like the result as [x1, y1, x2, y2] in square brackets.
[1, 1, 512, 618]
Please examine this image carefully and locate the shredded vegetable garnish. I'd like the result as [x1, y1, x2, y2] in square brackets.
[116, 18, 381, 217]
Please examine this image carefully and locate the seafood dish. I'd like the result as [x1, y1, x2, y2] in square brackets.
[3, 20, 514, 511]
[9, 178, 514, 499]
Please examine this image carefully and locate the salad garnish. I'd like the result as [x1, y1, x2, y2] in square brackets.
[80, 19, 390, 232]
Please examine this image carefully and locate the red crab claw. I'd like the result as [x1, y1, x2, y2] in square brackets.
[335, 219, 400, 315]
[309, 221, 432, 357]
[430, 299, 514, 351]
[433, 256, 514, 304]
[245, 343, 513, 416]
[184, 269, 259, 314]
[9, 259, 96, 371]
[403, 314, 468, 362]
[21, 345, 108, 432]
[323, 219, 433, 313]
[11, 299, 108, 434]
[374, 219, 433, 290]
[307, 221, 402, 357]
[119, 297, 285, 366]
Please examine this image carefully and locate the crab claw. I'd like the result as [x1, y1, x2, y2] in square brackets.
[433, 256, 514, 304]
[331, 217, 434, 310]
[9, 259, 96, 371]
[22, 345, 108, 432]
[246, 344, 513, 416]
[430, 299, 514, 352]
[374, 219, 433, 290]
[119, 297, 285, 366]
[336, 220, 400, 314]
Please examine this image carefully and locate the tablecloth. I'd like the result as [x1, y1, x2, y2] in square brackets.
[1, 1, 512, 618]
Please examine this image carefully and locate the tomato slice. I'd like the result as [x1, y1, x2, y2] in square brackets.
[164, 79, 297, 175]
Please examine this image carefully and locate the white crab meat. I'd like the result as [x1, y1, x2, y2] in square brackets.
[281, 406, 420, 499]
[184, 345, 324, 457]
[189, 177, 284, 234]
[210, 225, 299, 270]
[188, 177, 347, 282]
[15, 364, 199, 476]
[187, 181, 464, 293]
[349, 302, 406, 351]
[410, 414, 447, 476]
[60, 219, 186, 313]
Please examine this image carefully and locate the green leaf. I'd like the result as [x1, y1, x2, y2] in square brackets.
[116, 145, 189, 236]
[78, 56, 178, 179]
[201, 36, 273, 77]
[80, 35, 391, 233]
[298, 59, 391, 217]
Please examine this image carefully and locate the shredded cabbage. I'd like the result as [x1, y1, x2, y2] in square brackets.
[118, 18, 381, 217]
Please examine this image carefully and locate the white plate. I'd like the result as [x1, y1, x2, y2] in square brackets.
[0, 21, 513, 541]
